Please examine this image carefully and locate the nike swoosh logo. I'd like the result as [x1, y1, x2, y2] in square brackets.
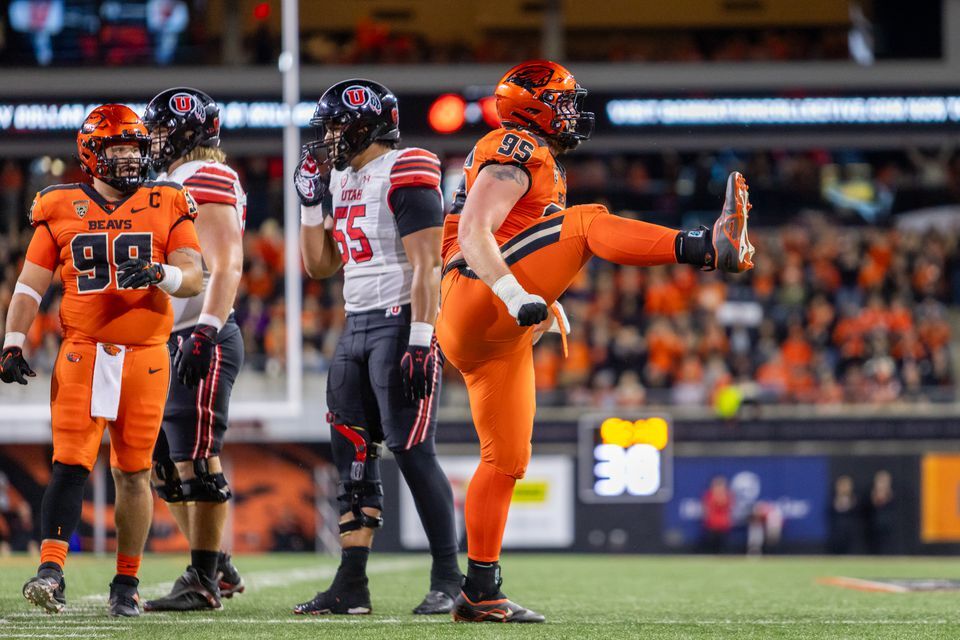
[148, 367, 162, 374]
[131, 207, 147, 214]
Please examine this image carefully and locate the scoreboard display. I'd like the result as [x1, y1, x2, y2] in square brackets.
[578, 414, 673, 504]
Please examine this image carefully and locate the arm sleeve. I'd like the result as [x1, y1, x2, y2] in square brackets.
[25, 225, 59, 271]
[388, 186, 444, 237]
[183, 166, 239, 206]
[389, 148, 442, 197]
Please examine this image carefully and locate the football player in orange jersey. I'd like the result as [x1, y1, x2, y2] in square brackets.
[436, 61, 755, 622]
[2, 104, 203, 616]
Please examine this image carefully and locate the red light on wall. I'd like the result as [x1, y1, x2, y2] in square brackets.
[253, 2, 270, 21]
[428, 94, 466, 134]
[479, 96, 500, 129]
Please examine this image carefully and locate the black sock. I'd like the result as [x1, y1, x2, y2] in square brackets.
[465, 559, 500, 598]
[430, 552, 462, 596]
[675, 225, 715, 269]
[191, 549, 220, 583]
[40, 462, 89, 544]
[112, 574, 139, 587]
[38, 561, 63, 579]
[334, 547, 369, 589]
[394, 446, 461, 591]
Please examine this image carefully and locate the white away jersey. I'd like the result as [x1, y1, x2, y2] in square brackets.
[161, 159, 247, 331]
[331, 147, 442, 313]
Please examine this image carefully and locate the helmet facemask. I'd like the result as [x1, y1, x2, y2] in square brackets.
[144, 118, 199, 172]
[543, 87, 595, 150]
[87, 136, 151, 193]
[311, 111, 374, 171]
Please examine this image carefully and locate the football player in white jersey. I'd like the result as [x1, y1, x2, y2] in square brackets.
[140, 88, 247, 611]
[294, 79, 461, 615]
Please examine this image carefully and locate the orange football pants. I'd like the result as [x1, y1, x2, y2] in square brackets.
[51, 339, 170, 472]
[436, 204, 679, 562]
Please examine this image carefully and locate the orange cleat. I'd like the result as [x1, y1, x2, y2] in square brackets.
[713, 171, 755, 273]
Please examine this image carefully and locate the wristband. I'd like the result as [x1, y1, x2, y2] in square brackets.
[157, 264, 183, 294]
[13, 282, 42, 305]
[409, 322, 434, 347]
[491, 273, 525, 308]
[301, 204, 326, 226]
[4, 332, 25, 349]
[197, 313, 225, 331]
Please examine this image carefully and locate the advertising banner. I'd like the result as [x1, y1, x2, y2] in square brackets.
[664, 456, 829, 546]
[399, 455, 574, 550]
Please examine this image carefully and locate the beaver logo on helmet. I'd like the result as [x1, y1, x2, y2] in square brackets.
[506, 65, 555, 90]
[342, 85, 382, 115]
[81, 113, 105, 134]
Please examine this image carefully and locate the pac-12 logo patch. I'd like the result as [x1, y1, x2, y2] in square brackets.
[169, 92, 206, 122]
[72, 199, 89, 218]
[342, 85, 382, 115]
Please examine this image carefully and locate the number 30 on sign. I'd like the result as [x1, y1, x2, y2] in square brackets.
[577, 415, 673, 503]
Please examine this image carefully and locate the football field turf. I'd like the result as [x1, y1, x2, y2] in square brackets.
[1, 553, 958, 639]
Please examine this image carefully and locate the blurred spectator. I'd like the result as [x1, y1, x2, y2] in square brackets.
[865, 470, 896, 555]
[701, 476, 733, 553]
[746, 501, 783, 556]
[828, 475, 859, 554]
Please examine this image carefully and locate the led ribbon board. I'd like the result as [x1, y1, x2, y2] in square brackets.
[578, 414, 674, 504]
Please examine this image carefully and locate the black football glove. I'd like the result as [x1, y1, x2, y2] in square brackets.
[117, 259, 165, 289]
[174, 324, 219, 388]
[516, 300, 550, 327]
[294, 146, 331, 207]
[0, 347, 35, 385]
[400, 342, 436, 403]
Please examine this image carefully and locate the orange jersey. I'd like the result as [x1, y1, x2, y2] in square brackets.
[25, 181, 201, 347]
[442, 127, 567, 265]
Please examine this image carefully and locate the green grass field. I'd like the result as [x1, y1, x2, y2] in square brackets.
[1, 553, 959, 639]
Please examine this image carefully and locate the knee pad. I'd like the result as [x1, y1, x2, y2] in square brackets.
[152, 458, 185, 503]
[181, 458, 232, 503]
[330, 415, 384, 533]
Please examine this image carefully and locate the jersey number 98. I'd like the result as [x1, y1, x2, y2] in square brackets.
[71, 233, 153, 293]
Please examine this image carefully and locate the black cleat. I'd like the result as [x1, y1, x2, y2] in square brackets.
[413, 589, 455, 615]
[108, 578, 141, 617]
[143, 566, 222, 612]
[22, 571, 66, 614]
[292, 584, 371, 615]
[217, 552, 245, 599]
[452, 579, 545, 623]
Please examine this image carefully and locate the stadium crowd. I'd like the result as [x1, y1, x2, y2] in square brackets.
[0, 149, 956, 408]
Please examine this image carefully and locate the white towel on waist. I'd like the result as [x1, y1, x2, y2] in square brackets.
[91, 343, 125, 420]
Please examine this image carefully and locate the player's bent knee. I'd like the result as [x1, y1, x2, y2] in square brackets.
[482, 443, 531, 479]
[152, 458, 185, 503]
[180, 458, 232, 503]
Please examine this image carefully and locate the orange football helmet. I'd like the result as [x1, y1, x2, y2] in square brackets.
[76, 104, 151, 193]
[495, 60, 595, 149]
